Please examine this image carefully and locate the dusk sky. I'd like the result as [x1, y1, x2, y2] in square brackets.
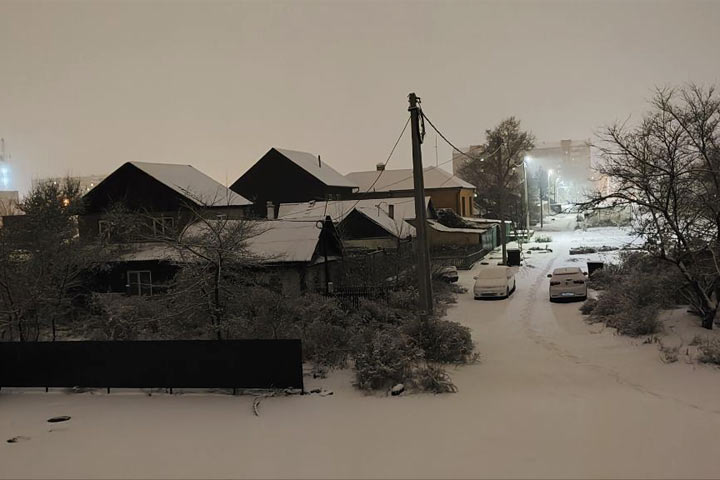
[1, 0, 719, 194]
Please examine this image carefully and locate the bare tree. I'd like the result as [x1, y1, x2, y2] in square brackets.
[457, 117, 535, 264]
[583, 85, 720, 329]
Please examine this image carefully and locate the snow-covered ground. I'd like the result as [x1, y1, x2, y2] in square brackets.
[3, 214, 720, 479]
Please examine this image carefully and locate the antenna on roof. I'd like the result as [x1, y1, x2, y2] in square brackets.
[318, 155, 321, 168]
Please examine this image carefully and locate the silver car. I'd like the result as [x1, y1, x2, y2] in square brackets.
[473, 266, 517, 299]
[547, 267, 587, 302]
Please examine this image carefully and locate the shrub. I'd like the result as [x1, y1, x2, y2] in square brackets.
[414, 364, 458, 393]
[403, 318, 474, 364]
[697, 338, 720, 365]
[604, 305, 660, 337]
[579, 298, 597, 315]
[534, 235, 553, 243]
[354, 329, 423, 390]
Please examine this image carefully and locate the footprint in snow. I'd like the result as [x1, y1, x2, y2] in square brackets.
[7, 436, 31, 443]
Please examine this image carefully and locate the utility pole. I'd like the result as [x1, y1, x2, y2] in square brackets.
[522, 160, 530, 238]
[539, 187, 544, 230]
[408, 93, 433, 314]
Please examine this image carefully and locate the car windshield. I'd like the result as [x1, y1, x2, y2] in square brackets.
[476, 267, 507, 279]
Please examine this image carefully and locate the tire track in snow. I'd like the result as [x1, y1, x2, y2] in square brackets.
[518, 246, 720, 416]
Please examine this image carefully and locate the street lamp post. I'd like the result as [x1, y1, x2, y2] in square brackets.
[522, 155, 531, 238]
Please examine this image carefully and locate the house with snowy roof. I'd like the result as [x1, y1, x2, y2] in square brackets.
[231, 147, 358, 218]
[344, 164, 476, 217]
[96, 217, 343, 296]
[276, 197, 435, 250]
[79, 161, 252, 242]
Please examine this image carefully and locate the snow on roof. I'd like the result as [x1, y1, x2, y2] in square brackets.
[275, 197, 431, 239]
[130, 162, 251, 207]
[183, 219, 326, 263]
[117, 220, 329, 264]
[353, 206, 414, 238]
[427, 219, 487, 234]
[345, 166, 475, 192]
[273, 148, 358, 189]
[552, 267, 583, 275]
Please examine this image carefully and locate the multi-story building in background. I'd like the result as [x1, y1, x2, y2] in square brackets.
[452, 138, 594, 205]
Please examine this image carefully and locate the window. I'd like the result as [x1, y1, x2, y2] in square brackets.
[152, 216, 174, 236]
[127, 270, 152, 296]
[461, 197, 466, 216]
[216, 214, 227, 220]
[98, 220, 110, 237]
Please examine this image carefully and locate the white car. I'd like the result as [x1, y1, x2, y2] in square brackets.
[473, 266, 517, 299]
[547, 267, 587, 302]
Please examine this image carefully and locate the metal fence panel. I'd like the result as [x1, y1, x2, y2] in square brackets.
[0, 340, 303, 390]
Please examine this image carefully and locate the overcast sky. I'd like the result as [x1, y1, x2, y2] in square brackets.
[1, 0, 719, 194]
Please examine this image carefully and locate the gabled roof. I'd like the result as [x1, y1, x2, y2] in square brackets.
[117, 219, 339, 264]
[345, 166, 475, 192]
[272, 148, 357, 189]
[183, 219, 336, 263]
[427, 219, 487, 234]
[128, 162, 251, 206]
[275, 197, 433, 239]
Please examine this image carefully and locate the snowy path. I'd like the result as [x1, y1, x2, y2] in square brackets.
[3, 216, 720, 478]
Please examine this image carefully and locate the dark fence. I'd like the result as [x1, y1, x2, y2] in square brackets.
[0, 340, 303, 390]
[329, 285, 389, 309]
[432, 247, 489, 270]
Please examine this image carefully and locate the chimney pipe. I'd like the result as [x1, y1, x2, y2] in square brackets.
[266, 201, 275, 219]
[376, 163, 385, 171]
[318, 155, 321, 168]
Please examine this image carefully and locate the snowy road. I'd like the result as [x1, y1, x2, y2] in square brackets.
[3, 215, 720, 479]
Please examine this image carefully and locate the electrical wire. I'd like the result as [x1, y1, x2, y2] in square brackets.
[273, 115, 411, 223]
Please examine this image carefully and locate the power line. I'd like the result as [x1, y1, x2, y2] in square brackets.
[274, 115, 411, 222]
[331, 115, 410, 221]
[421, 110, 502, 164]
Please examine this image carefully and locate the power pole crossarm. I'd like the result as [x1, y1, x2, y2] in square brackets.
[408, 93, 434, 314]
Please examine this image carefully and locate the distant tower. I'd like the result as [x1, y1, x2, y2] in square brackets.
[0, 138, 10, 189]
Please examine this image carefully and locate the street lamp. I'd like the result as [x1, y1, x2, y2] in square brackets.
[522, 155, 531, 237]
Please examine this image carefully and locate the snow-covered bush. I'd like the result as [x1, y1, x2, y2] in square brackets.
[414, 364, 458, 393]
[697, 338, 720, 365]
[604, 305, 660, 337]
[587, 252, 685, 336]
[403, 318, 475, 364]
[579, 298, 598, 315]
[354, 329, 422, 390]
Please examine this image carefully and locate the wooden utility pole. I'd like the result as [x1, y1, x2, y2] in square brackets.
[408, 93, 433, 314]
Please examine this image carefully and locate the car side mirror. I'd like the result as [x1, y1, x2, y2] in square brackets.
[546, 274, 552, 278]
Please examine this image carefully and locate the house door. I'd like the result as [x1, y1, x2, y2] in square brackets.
[127, 270, 152, 296]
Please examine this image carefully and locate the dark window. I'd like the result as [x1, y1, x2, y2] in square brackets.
[153, 217, 174, 236]
[98, 220, 110, 237]
[127, 270, 152, 296]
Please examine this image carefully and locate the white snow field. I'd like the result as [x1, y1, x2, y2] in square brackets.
[3, 214, 720, 479]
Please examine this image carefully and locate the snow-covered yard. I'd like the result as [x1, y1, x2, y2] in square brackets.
[3, 215, 720, 479]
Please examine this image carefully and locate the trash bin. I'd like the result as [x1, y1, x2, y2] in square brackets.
[587, 261, 604, 277]
[507, 248, 521, 267]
